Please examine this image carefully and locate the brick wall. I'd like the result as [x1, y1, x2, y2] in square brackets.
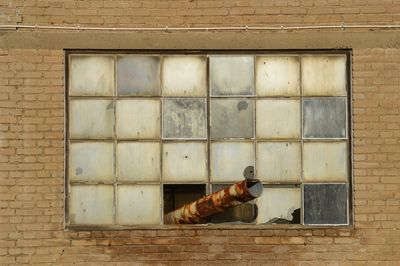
[0, 1, 399, 264]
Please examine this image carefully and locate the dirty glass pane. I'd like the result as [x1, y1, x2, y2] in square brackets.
[257, 142, 301, 182]
[210, 184, 258, 224]
[210, 99, 254, 139]
[117, 56, 160, 96]
[69, 99, 114, 139]
[303, 142, 348, 182]
[256, 187, 301, 224]
[256, 56, 300, 96]
[116, 99, 160, 139]
[69, 142, 114, 182]
[303, 98, 347, 139]
[302, 55, 347, 96]
[210, 142, 254, 182]
[162, 142, 207, 182]
[162, 56, 207, 96]
[256, 99, 300, 139]
[69, 185, 114, 225]
[117, 185, 160, 225]
[304, 184, 348, 225]
[163, 98, 206, 139]
[210, 56, 254, 96]
[69, 55, 114, 96]
[117, 142, 160, 182]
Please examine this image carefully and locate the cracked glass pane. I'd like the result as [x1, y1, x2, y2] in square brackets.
[257, 142, 301, 183]
[163, 56, 207, 96]
[117, 142, 161, 182]
[117, 56, 160, 96]
[210, 99, 254, 139]
[256, 186, 301, 224]
[117, 185, 161, 225]
[69, 142, 114, 182]
[162, 142, 207, 182]
[69, 100, 114, 139]
[304, 184, 348, 225]
[163, 98, 206, 139]
[210, 56, 254, 96]
[116, 99, 160, 139]
[303, 98, 347, 138]
[302, 55, 347, 96]
[256, 56, 300, 96]
[69, 55, 114, 96]
[69, 185, 114, 225]
[303, 141, 348, 182]
[256, 99, 300, 139]
[211, 142, 254, 182]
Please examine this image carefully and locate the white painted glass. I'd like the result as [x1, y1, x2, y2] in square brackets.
[117, 142, 161, 182]
[256, 56, 300, 96]
[116, 99, 160, 139]
[117, 185, 161, 225]
[69, 185, 114, 225]
[69, 55, 114, 96]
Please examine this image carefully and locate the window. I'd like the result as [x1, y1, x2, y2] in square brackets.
[66, 51, 351, 227]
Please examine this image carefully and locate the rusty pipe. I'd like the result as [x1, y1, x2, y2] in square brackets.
[164, 179, 263, 224]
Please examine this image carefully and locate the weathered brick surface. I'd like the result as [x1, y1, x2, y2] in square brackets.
[0, 0, 400, 264]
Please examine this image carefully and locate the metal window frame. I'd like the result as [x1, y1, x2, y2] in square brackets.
[64, 49, 353, 230]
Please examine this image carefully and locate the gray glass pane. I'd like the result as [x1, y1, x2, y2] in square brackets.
[303, 98, 346, 138]
[304, 184, 348, 225]
[210, 56, 254, 96]
[163, 99, 206, 139]
[256, 187, 301, 224]
[117, 185, 160, 225]
[117, 56, 160, 96]
[69, 185, 114, 225]
[69, 99, 114, 139]
[211, 99, 254, 139]
[69, 55, 114, 96]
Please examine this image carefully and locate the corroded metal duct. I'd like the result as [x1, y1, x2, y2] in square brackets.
[164, 179, 263, 224]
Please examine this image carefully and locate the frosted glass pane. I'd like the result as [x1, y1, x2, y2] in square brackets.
[163, 56, 206, 96]
[69, 100, 114, 139]
[256, 56, 300, 96]
[162, 142, 207, 182]
[210, 56, 254, 96]
[304, 184, 348, 225]
[211, 142, 254, 182]
[257, 142, 300, 182]
[211, 99, 254, 139]
[303, 98, 346, 138]
[256, 187, 301, 224]
[117, 56, 160, 96]
[69, 142, 114, 182]
[116, 99, 160, 139]
[117, 142, 160, 182]
[256, 99, 300, 139]
[303, 142, 348, 182]
[69, 55, 114, 96]
[117, 185, 160, 225]
[69, 185, 114, 225]
[163, 99, 206, 139]
[302, 55, 347, 96]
